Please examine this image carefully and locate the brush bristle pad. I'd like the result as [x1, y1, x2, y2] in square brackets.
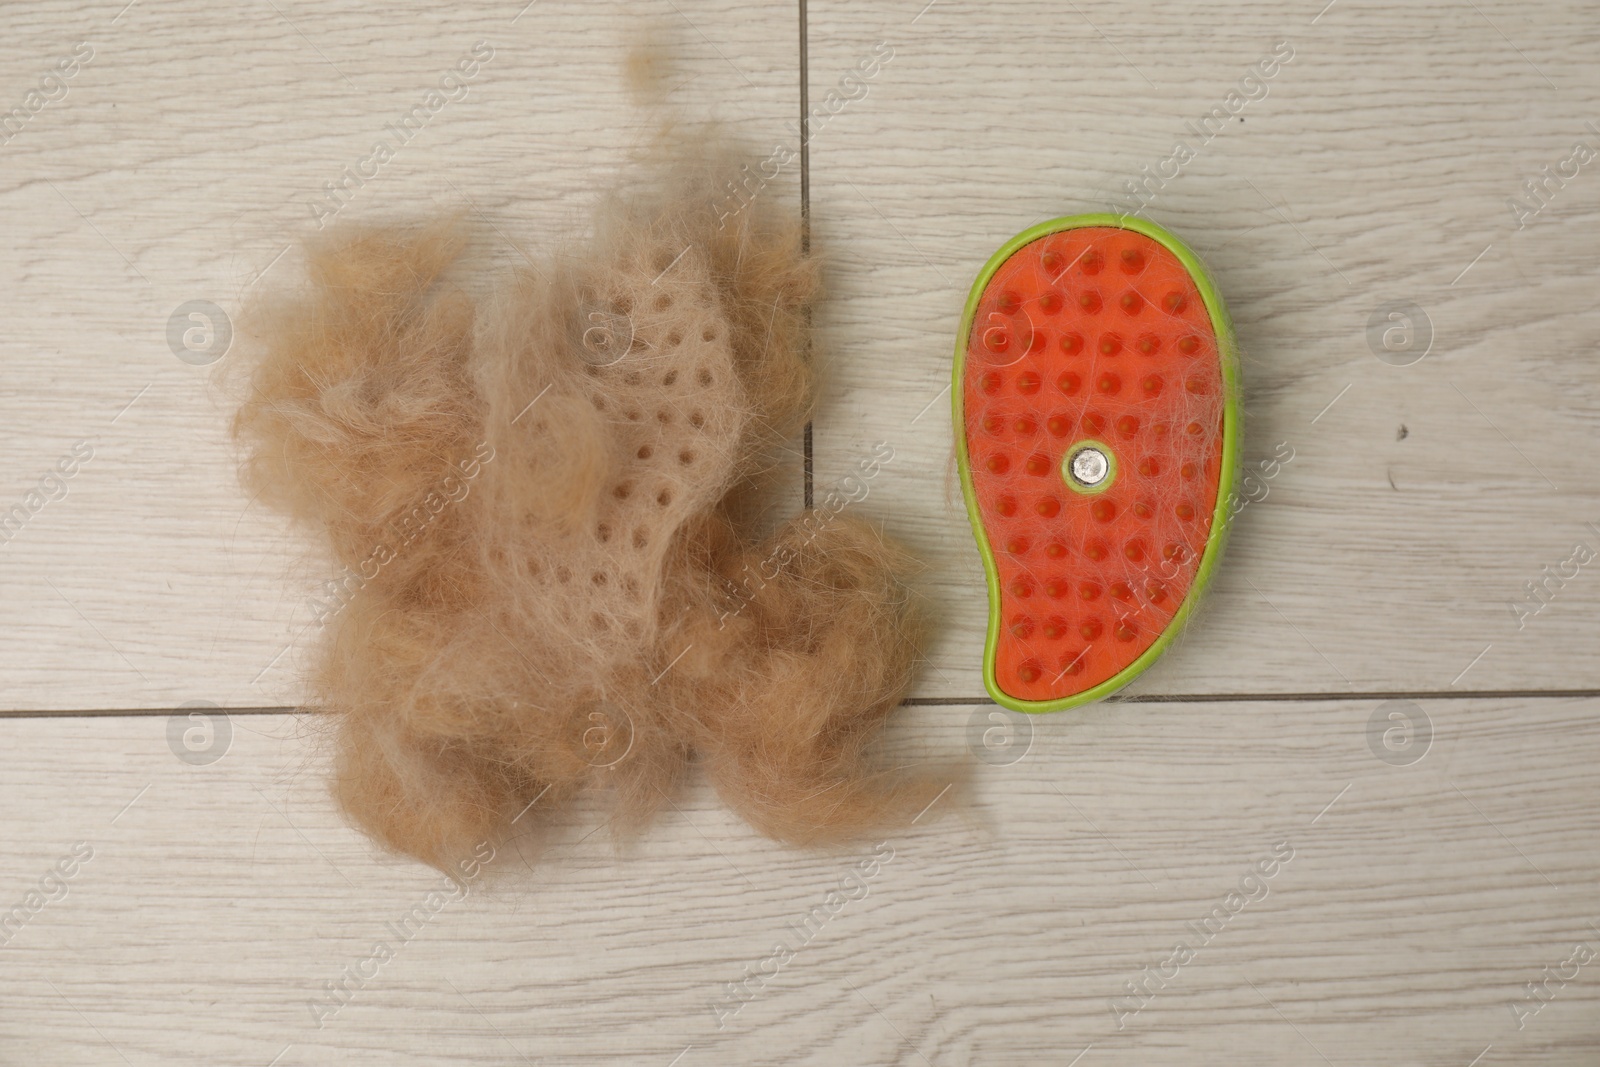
[963, 227, 1224, 703]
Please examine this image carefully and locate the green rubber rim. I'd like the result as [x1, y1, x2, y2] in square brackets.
[952, 214, 1240, 714]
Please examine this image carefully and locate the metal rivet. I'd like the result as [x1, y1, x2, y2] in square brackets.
[1068, 446, 1110, 488]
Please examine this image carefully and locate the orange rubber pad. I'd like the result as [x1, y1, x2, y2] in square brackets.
[962, 227, 1225, 704]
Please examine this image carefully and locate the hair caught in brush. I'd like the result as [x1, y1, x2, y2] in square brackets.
[230, 130, 951, 871]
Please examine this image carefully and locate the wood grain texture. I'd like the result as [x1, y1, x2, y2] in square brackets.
[1, 697, 1597, 1065]
[0, 0, 802, 711]
[807, 0, 1600, 699]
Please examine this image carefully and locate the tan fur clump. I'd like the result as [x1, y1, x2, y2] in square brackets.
[232, 139, 946, 870]
[624, 37, 676, 106]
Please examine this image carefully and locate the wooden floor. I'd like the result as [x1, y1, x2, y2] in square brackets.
[2, 0, 1597, 1063]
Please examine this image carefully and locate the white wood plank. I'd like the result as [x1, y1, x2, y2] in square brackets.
[0, 0, 802, 710]
[807, 0, 1600, 698]
[2, 696, 1597, 1064]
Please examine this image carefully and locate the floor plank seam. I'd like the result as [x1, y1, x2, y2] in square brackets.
[798, 0, 814, 511]
[7, 688, 1600, 719]
[906, 689, 1600, 705]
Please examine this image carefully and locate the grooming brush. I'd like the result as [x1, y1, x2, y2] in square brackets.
[953, 215, 1238, 713]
